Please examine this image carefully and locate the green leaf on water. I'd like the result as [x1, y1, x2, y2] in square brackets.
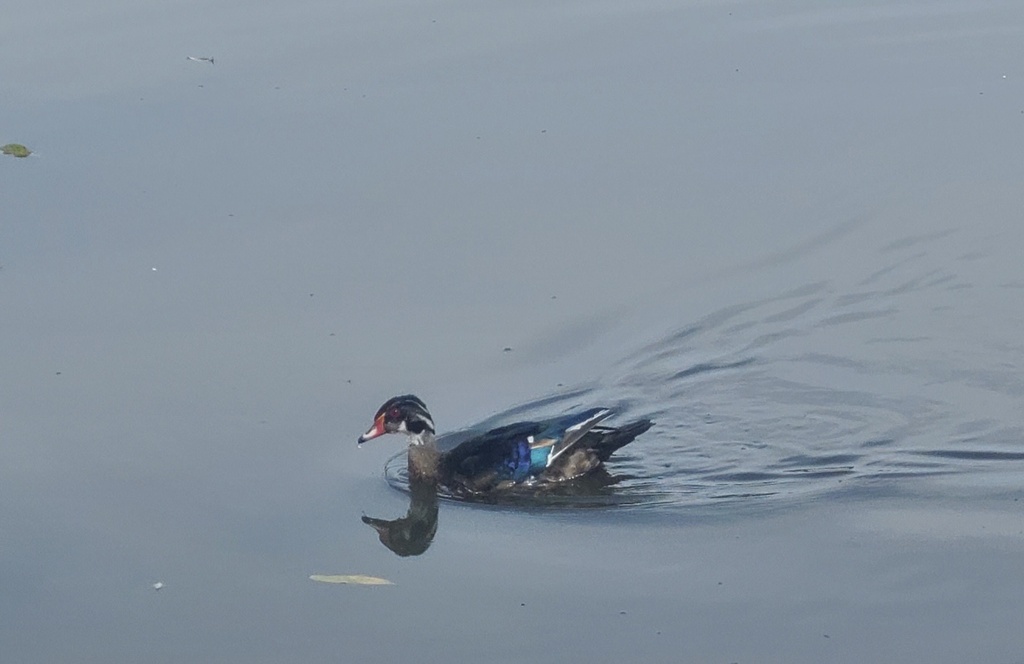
[309, 574, 393, 585]
[2, 144, 31, 158]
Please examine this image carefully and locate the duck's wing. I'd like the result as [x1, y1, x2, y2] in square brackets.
[442, 421, 544, 486]
[533, 408, 612, 469]
[441, 410, 614, 487]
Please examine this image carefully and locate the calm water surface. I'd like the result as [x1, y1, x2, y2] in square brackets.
[3, 0, 1023, 662]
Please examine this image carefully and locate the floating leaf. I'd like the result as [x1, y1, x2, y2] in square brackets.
[309, 574, 393, 585]
[2, 144, 31, 158]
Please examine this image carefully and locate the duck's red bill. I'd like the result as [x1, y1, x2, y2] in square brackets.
[357, 415, 385, 444]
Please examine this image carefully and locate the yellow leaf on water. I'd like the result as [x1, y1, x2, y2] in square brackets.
[309, 574, 393, 585]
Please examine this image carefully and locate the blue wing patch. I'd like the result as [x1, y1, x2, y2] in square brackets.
[504, 439, 533, 481]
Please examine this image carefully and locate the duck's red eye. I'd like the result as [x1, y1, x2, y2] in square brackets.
[388, 407, 401, 420]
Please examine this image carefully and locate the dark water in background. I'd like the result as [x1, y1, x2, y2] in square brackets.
[3, 0, 1024, 662]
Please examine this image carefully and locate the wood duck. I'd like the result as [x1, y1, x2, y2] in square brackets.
[357, 395, 653, 494]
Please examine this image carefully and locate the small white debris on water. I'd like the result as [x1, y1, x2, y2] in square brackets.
[309, 574, 393, 585]
[152, 582, 164, 590]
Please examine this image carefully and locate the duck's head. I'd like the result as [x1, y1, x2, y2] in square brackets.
[358, 395, 436, 445]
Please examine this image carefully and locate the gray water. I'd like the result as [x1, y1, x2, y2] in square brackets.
[3, 0, 1024, 662]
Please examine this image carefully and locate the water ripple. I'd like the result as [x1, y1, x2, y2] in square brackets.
[386, 216, 1024, 509]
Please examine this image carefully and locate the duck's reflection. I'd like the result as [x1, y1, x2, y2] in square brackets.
[361, 469, 638, 556]
[361, 480, 438, 557]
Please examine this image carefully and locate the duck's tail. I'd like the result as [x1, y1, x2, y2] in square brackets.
[587, 419, 653, 461]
